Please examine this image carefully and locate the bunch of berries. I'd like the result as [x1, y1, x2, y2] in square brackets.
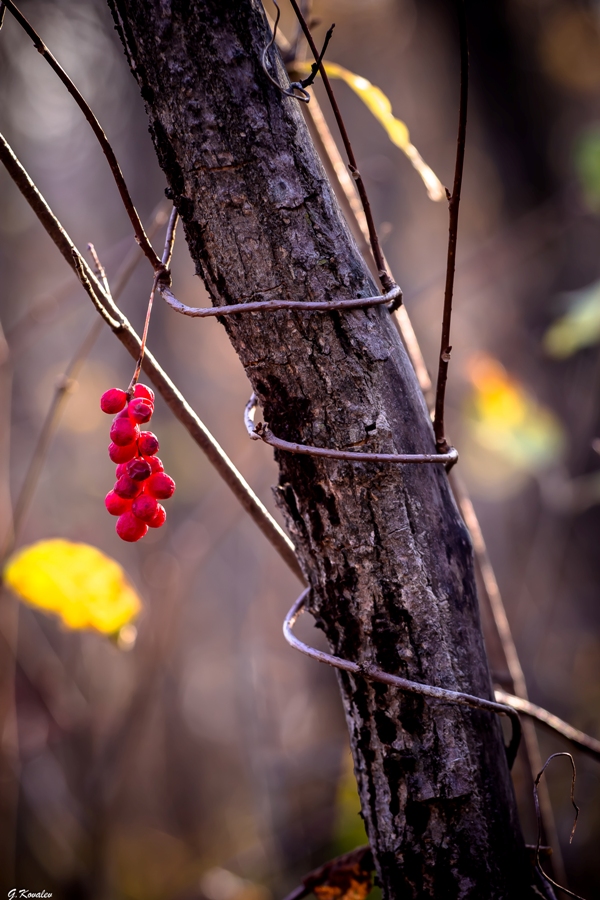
[100, 383, 176, 542]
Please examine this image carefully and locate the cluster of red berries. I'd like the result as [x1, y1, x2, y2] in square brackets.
[100, 383, 175, 542]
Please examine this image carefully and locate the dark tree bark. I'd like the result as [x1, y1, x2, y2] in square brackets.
[107, 1, 531, 896]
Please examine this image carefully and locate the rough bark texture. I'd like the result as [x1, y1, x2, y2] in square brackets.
[108, 1, 530, 896]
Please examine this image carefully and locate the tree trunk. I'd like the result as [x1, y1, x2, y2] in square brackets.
[108, 1, 530, 895]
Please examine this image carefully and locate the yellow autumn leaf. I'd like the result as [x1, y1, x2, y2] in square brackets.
[295, 60, 445, 201]
[464, 355, 564, 471]
[3, 539, 141, 635]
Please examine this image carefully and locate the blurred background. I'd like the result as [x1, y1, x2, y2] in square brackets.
[0, 0, 599, 896]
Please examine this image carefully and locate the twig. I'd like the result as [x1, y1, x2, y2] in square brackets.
[159, 282, 401, 317]
[126, 209, 179, 392]
[2, 0, 163, 273]
[433, 0, 468, 453]
[245, 394, 457, 465]
[262, 1, 310, 102]
[0, 130, 304, 583]
[0, 213, 178, 562]
[300, 93, 433, 402]
[292, 42, 574, 882]
[0, 325, 100, 564]
[6, 202, 172, 355]
[533, 754, 585, 900]
[285, 589, 521, 767]
[495, 691, 600, 763]
[127, 272, 159, 394]
[162, 207, 179, 269]
[88, 242, 111, 296]
[287, 0, 391, 291]
[452, 471, 566, 882]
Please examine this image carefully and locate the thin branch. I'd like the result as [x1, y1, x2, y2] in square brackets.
[162, 207, 179, 269]
[0, 130, 304, 583]
[88, 242, 111, 296]
[6, 202, 172, 355]
[159, 282, 401, 317]
[294, 39, 571, 881]
[128, 207, 177, 392]
[245, 394, 457, 465]
[0, 223, 173, 563]
[433, 0, 468, 453]
[2, 0, 163, 273]
[452, 470, 566, 882]
[495, 691, 600, 763]
[300, 93, 434, 403]
[0, 323, 101, 564]
[285, 589, 521, 768]
[127, 271, 159, 393]
[262, 0, 310, 102]
[286, 0, 392, 290]
[534, 754, 585, 900]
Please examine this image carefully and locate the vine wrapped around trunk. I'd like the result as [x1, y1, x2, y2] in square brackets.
[108, 1, 531, 896]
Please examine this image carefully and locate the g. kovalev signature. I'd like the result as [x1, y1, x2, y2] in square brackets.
[8, 891, 52, 898]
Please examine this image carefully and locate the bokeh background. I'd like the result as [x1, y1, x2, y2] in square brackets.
[1, 0, 599, 896]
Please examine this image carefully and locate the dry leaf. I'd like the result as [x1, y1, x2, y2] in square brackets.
[294, 60, 445, 201]
[305, 846, 373, 900]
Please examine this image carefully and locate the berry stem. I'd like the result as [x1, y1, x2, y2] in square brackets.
[127, 210, 178, 396]
[127, 271, 159, 395]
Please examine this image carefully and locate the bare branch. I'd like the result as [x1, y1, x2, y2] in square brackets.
[285, 589, 522, 768]
[0, 130, 303, 583]
[287, 0, 392, 291]
[533, 754, 585, 900]
[161, 207, 179, 269]
[159, 282, 401, 317]
[245, 394, 457, 465]
[433, 0, 468, 453]
[2, 0, 163, 272]
[496, 691, 600, 763]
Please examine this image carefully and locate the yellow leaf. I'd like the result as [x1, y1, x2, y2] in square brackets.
[464, 355, 564, 472]
[295, 60, 445, 201]
[543, 278, 600, 358]
[3, 539, 141, 635]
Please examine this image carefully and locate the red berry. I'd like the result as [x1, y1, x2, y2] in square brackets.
[128, 398, 153, 424]
[114, 475, 143, 499]
[115, 462, 128, 478]
[148, 504, 166, 528]
[138, 431, 159, 456]
[100, 388, 127, 414]
[132, 493, 158, 522]
[105, 490, 131, 516]
[109, 441, 138, 464]
[147, 456, 164, 474]
[146, 472, 175, 500]
[127, 457, 152, 481]
[134, 383, 155, 404]
[116, 511, 148, 542]
[110, 416, 140, 446]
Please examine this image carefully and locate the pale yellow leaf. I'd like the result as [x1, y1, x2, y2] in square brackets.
[4, 539, 141, 635]
[464, 355, 564, 472]
[295, 60, 445, 201]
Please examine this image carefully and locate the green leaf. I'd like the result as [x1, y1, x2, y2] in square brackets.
[544, 279, 600, 358]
